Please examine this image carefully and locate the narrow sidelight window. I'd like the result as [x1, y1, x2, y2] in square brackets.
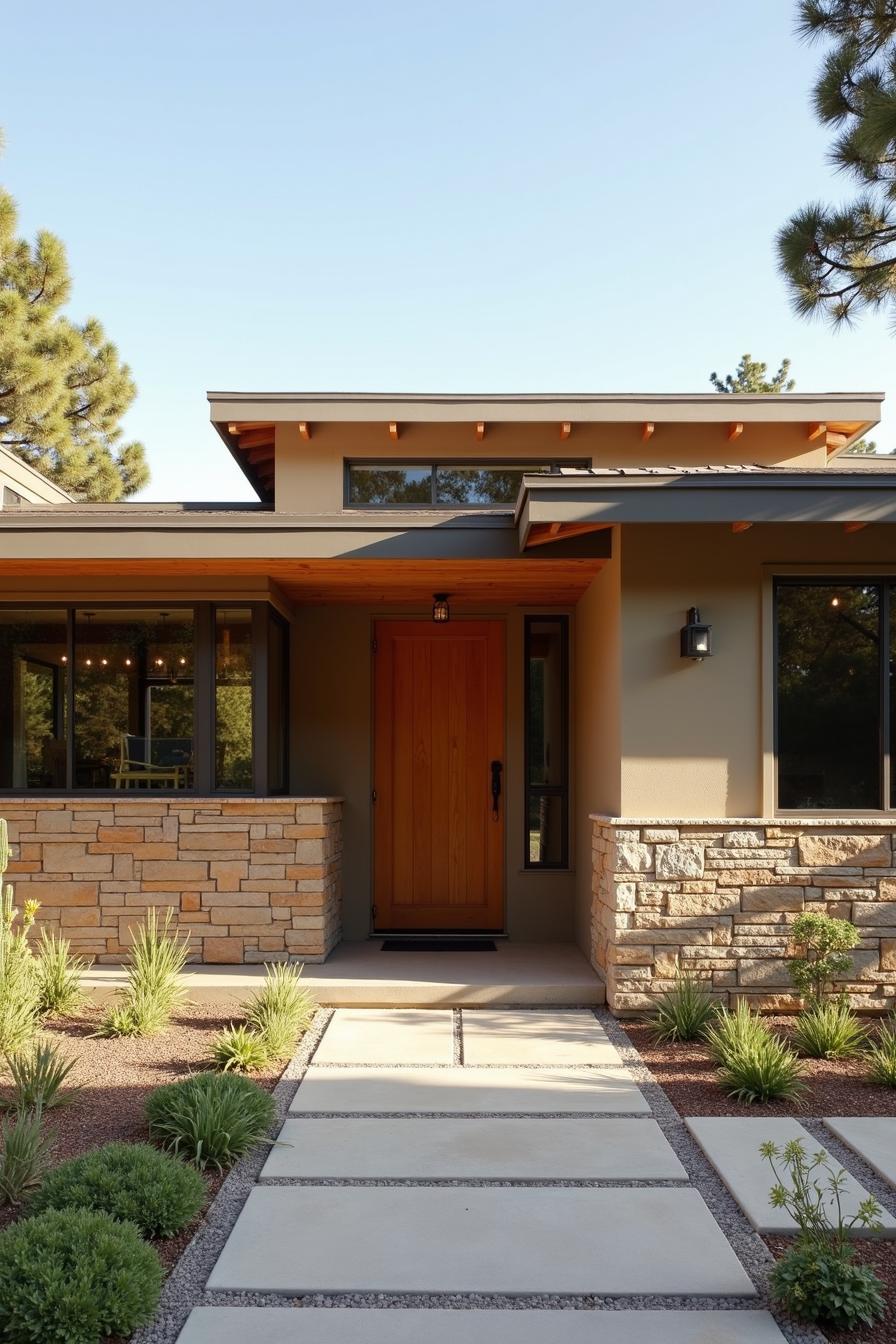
[214, 607, 254, 791]
[0, 609, 68, 788]
[776, 582, 883, 810]
[524, 616, 569, 867]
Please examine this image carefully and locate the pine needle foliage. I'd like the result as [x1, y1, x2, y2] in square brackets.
[0, 133, 149, 499]
[778, 3, 896, 329]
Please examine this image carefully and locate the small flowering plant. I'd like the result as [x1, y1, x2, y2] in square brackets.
[761, 1139, 886, 1329]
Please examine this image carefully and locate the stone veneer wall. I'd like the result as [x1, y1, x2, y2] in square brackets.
[3, 798, 342, 964]
[591, 816, 896, 1014]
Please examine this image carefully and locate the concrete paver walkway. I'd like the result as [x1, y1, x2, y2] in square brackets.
[825, 1117, 896, 1189]
[686, 1116, 896, 1237]
[177, 1007, 791, 1343]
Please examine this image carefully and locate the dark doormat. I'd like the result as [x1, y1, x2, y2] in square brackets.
[380, 938, 497, 952]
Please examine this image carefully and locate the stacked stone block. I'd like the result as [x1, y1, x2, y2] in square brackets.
[591, 816, 896, 1015]
[3, 798, 342, 964]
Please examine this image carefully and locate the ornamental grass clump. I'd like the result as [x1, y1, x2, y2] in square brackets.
[35, 929, 91, 1019]
[98, 907, 190, 1038]
[763, 1138, 885, 1330]
[0, 819, 41, 1056]
[146, 1071, 275, 1172]
[866, 1019, 896, 1087]
[714, 1018, 805, 1104]
[209, 1023, 271, 1074]
[792, 996, 867, 1060]
[0, 1108, 54, 1206]
[647, 974, 717, 1043]
[0, 1207, 162, 1344]
[4, 1040, 79, 1112]
[244, 962, 316, 1058]
[29, 1141, 205, 1239]
[703, 998, 766, 1064]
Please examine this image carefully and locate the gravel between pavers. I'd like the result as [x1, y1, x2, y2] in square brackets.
[135, 1002, 829, 1344]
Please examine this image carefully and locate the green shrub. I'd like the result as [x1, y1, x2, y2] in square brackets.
[35, 930, 90, 1019]
[97, 907, 190, 1038]
[788, 910, 860, 1002]
[703, 998, 767, 1063]
[244, 962, 315, 1059]
[792, 997, 867, 1059]
[146, 1071, 275, 1172]
[763, 1138, 885, 1329]
[4, 1040, 79, 1112]
[0, 820, 41, 1056]
[717, 1031, 805, 1104]
[866, 1020, 896, 1086]
[0, 1109, 53, 1206]
[209, 1023, 271, 1073]
[647, 974, 717, 1043]
[0, 1207, 162, 1344]
[29, 1140, 205, 1239]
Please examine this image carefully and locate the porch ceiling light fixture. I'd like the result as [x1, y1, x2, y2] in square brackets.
[680, 606, 712, 661]
[432, 593, 451, 623]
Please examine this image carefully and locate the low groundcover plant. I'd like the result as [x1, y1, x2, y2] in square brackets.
[0, 1206, 163, 1344]
[29, 1140, 205, 1239]
[762, 1138, 885, 1330]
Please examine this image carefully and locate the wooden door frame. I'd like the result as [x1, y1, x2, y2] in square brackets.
[370, 616, 506, 934]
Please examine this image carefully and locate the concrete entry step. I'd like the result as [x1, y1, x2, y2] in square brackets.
[262, 1118, 686, 1181]
[686, 1117, 896, 1238]
[312, 1009, 454, 1065]
[461, 1009, 622, 1066]
[825, 1117, 896, 1188]
[289, 1066, 650, 1114]
[177, 1308, 789, 1344]
[207, 1186, 756, 1296]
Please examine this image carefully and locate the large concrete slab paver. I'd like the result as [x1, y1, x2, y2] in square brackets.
[289, 1065, 649, 1113]
[461, 1009, 623, 1066]
[311, 1009, 454, 1064]
[206, 1186, 755, 1295]
[686, 1117, 896, 1237]
[262, 1117, 686, 1180]
[825, 1118, 896, 1188]
[177, 1308, 788, 1344]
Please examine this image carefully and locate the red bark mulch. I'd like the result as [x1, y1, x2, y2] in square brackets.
[623, 1018, 896, 1118]
[0, 1001, 283, 1272]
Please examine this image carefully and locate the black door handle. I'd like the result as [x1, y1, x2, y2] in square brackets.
[490, 760, 503, 821]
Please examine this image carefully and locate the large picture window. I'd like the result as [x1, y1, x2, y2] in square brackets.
[775, 580, 889, 811]
[0, 602, 289, 795]
[524, 615, 569, 867]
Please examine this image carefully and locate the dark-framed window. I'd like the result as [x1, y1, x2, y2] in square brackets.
[775, 579, 894, 811]
[345, 460, 588, 508]
[0, 602, 289, 796]
[524, 615, 569, 867]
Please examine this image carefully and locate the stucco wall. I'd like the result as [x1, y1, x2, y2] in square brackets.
[591, 816, 896, 1015]
[618, 522, 896, 818]
[3, 798, 342, 964]
[291, 604, 576, 942]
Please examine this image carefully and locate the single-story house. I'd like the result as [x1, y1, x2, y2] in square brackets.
[2, 390, 896, 1013]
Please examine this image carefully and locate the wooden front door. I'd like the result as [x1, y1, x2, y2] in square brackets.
[373, 620, 505, 931]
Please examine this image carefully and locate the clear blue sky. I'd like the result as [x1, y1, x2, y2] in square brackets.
[3, 0, 893, 500]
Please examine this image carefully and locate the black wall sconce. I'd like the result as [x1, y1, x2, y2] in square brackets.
[680, 606, 712, 660]
[432, 593, 450, 624]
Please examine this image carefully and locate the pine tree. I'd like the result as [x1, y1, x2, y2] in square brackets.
[0, 134, 148, 499]
[777, 2, 896, 328]
[709, 353, 887, 452]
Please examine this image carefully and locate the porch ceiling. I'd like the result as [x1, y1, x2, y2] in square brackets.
[0, 557, 604, 605]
